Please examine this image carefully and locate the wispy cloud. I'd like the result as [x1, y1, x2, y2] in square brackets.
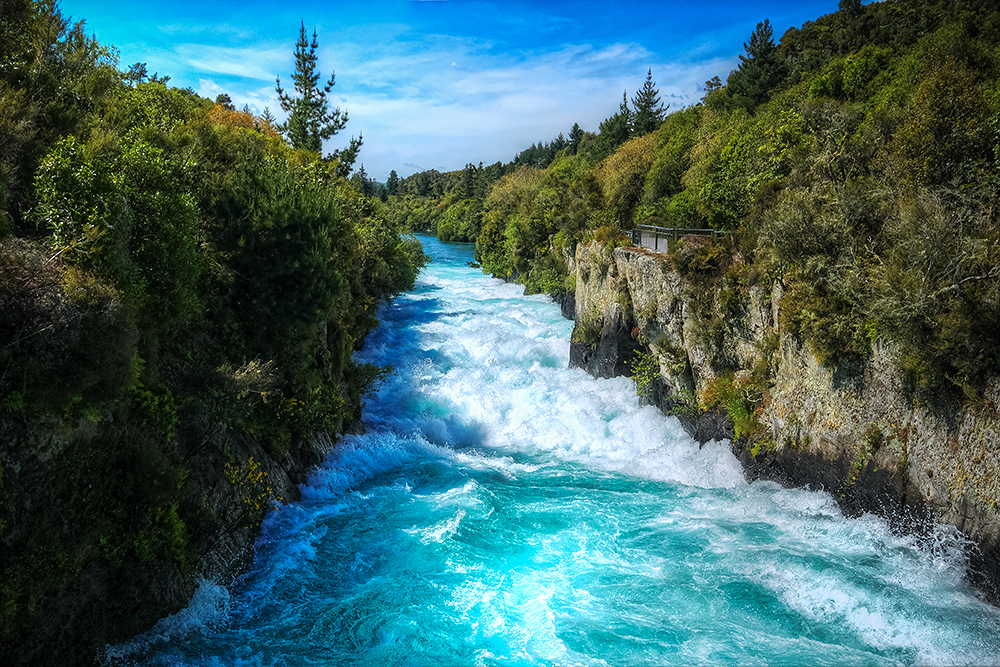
[176, 43, 287, 81]
[64, 0, 834, 180]
[173, 21, 737, 179]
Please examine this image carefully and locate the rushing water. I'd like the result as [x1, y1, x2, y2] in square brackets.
[115, 236, 1000, 666]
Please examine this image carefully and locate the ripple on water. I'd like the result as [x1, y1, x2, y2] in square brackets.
[114, 236, 1000, 667]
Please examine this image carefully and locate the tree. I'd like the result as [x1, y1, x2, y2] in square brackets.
[386, 169, 399, 196]
[215, 93, 235, 110]
[569, 123, 584, 153]
[462, 163, 476, 198]
[275, 21, 348, 153]
[125, 62, 148, 86]
[839, 0, 862, 17]
[702, 75, 723, 102]
[352, 163, 373, 197]
[726, 19, 785, 109]
[631, 69, 667, 136]
[593, 91, 633, 160]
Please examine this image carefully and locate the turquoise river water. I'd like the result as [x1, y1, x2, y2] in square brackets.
[112, 236, 1000, 666]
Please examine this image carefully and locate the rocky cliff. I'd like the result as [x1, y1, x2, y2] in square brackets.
[567, 240, 1000, 602]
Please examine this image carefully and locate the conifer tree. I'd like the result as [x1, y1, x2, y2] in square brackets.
[631, 69, 667, 136]
[462, 163, 476, 199]
[726, 19, 784, 109]
[275, 22, 348, 153]
[386, 169, 399, 196]
[352, 163, 373, 197]
[569, 122, 584, 153]
[599, 92, 633, 146]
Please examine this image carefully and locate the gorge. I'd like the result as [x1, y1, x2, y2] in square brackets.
[113, 237, 1000, 666]
[568, 237, 1000, 607]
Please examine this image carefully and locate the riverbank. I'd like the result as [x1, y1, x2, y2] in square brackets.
[560, 240, 1000, 604]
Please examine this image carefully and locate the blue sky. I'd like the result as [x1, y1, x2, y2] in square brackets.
[60, 0, 841, 180]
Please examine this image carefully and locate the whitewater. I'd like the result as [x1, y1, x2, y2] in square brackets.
[113, 236, 1000, 666]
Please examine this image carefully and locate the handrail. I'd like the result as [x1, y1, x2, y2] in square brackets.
[630, 225, 727, 252]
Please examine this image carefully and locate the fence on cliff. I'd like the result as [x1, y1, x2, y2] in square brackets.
[630, 224, 728, 253]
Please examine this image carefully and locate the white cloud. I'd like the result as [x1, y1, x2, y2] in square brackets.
[157, 19, 738, 180]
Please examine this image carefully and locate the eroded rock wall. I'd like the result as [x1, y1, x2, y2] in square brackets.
[569, 241, 1000, 601]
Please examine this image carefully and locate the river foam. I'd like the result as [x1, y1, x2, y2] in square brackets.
[111, 236, 1000, 667]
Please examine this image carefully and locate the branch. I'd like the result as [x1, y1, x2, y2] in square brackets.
[929, 271, 1000, 300]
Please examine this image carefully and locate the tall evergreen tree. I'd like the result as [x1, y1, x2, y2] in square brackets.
[600, 92, 632, 144]
[352, 163, 373, 197]
[275, 22, 348, 153]
[462, 163, 476, 198]
[631, 69, 667, 136]
[386, 169, 399, 196]
[839, 0, 862, 17]
[726, 19, 785, 109]
[569, 122, 584, 154]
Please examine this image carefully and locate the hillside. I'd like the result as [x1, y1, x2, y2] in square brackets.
[0, 3, 425, 664]
[390, 0, 1000, 600]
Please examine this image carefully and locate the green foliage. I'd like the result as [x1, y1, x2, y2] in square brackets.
[0, 239, 137, 418]
[879, 56, 995, 187]
[628, 350, 661, 397]
[593, 225, 628, 248]
[224, 456, 275, 532]
[594, 133, 657, 227]
[571, 311, 603, 347]
[779, 278, 869, 367]
[842, 46, 894, 100]
[644, 107, 702, 204]
[211, 156, 349, 357]
[669, 234, 728, 277]
[1, 4, 432, 658]
[700, 372, 764, 439]
[867, 193, 1000, 397]
[275, 22, 347, 153]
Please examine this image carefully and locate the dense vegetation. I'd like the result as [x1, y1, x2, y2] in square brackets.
[395, 0, 1000, 409]
[0, 1, 425, 661]
[4, 0, 1000, 661]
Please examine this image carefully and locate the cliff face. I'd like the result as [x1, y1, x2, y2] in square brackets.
[569, 241, 1000, 601]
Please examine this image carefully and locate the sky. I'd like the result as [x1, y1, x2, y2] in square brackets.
[59, 0, 842, 181]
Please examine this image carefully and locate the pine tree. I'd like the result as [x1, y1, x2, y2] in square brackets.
[352, 163, 373, 197]
[600, 92, 632, 146]
[462, 163, 476, 199]
[631, 69, 667, 136]
[275, 22, 348, 153]
[726, 19, 785, 109]
[569, 123, 584, 153]
[386, 169, 399, 196]
[839, 0, 862, 17]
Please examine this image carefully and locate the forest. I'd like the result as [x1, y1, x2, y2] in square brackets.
[0, 1, 425, 662]
[389, 0, 1000, 412]
[3, 0, 1000, 662]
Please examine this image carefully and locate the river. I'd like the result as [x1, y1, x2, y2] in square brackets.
[112, 236, 1000, 666]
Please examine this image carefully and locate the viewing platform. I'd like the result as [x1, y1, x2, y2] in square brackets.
[630, 224, 728, 253]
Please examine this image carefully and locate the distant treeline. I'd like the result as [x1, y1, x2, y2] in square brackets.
[388, 0, 1000, 408]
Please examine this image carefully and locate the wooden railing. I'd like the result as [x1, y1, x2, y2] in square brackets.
[630, 225, 727, 253]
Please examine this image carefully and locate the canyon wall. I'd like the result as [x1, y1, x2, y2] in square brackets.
[568, 241, 1000, 601]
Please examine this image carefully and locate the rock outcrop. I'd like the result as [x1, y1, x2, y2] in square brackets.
[568, 241, 1000, 602]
